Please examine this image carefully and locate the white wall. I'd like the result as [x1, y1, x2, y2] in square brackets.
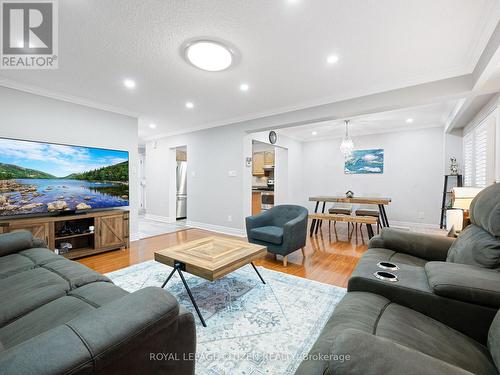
[0, 86, 140, 238]
[145, 126, 303, 235]
[301, 127, 445, 226]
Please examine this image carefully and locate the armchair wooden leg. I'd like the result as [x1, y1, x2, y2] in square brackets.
[283, 256, 288, 267]
[301, 247, 305, 257]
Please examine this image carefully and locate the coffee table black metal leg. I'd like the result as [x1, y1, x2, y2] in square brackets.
[251, 262, 266, 284]
[176, 268, 207, 327]
[161, 267, 176, 288]
[161, 262, 207, 327]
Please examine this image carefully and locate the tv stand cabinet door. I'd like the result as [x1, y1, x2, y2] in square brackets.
[9, 222, 51, 248]
[96, 214, 125, 249]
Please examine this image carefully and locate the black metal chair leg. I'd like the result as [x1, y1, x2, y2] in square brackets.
[310, 201, 319, 236]
[161, 267, 177, 288]
[177, 269, 207, 327]
[367, 224, 374, 239]
[381, 205, 390, 227]
[251, 262, 266, 284]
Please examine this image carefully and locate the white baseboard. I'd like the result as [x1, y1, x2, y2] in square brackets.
[390, 220, 441, 230]
[144, 214, 176, 224]
[129, 232, 140, 242]
[186, 220, 246, 237]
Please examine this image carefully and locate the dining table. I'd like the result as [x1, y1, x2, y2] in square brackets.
[308, 196, 392, 236]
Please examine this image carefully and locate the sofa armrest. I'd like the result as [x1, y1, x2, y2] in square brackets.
[0, 230, 34, 256]
[246, 210, 273, 233]
[0, 287, 195, 375]
[425, 262, 500, 308]
[32, 237, 48, 249]
[369, 228, 455, 261]
[328, 329, 475, 375]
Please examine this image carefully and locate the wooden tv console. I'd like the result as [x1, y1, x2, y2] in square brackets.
[0, 209, 129, 259]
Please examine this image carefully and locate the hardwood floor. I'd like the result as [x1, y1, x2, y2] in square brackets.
[78, 221, 369, 288]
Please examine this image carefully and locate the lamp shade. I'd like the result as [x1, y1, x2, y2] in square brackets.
[446, 209, 464, 231]
[452, 187, 483, 210]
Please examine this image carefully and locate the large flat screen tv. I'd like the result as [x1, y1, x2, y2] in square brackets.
[0, 137, 129, 217]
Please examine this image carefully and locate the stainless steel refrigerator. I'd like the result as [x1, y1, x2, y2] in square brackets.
[176, 161, 187, 219]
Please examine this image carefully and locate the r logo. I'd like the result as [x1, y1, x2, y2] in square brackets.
[2, 2, 52, 54]
[0, 0, 58, 69]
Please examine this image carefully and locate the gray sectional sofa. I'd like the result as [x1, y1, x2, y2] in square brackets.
[0, 231, 196, 375]
[296, 182, 500, 375]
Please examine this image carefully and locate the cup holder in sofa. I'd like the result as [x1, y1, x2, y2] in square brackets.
[373, 271, 398, 282]
[377, 261, 399, 271]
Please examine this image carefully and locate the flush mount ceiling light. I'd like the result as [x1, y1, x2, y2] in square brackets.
[312, 131, 318, 136]
[327, 55, 339, 64]
[340, 120, 354, 155]
[406, 118, 414, 123]
[240, 83, 249, 92]
[123, 79, 136, 89]
[149, 123, 157, 129]
[185, 101, 194, 109]
[184, 40, 235, 72]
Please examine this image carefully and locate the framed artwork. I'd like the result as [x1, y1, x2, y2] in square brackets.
[345, 149, 384, 174]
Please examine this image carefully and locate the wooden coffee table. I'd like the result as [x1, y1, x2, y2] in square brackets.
[154, 236, 267, 327]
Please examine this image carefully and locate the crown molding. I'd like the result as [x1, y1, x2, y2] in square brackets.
[0, 78, 140, 119]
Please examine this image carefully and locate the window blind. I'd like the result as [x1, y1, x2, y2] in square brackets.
[463, 132, 473, 186]
[474, 122, 488, 187]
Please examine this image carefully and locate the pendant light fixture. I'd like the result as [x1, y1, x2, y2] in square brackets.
[340, 120, 354, 155]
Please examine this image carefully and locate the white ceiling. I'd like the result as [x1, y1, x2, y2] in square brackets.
[0, 0, 499, 140]
[278, 101, 458, 141]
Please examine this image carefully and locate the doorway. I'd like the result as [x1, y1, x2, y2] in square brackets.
[175, 146, 187, 220]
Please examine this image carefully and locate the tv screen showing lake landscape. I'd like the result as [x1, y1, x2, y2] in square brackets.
[0, 138, 129, 217]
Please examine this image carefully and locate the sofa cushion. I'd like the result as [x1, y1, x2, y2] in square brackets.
[0, 268, 69, 327]
[377, 303, 496, 375]
[469, 182, 500, 237]
[19, 248, 62, 266]
[41, 258, 111, 290]
[69, 282, 129, 308]
[0, 231, 33, 257]
[0, 254, 34, 279]
[0, 296, 95, 349]
[446, 224, 500, 270]
[250, 226, 283, 245]
[308, 292, 496, 375]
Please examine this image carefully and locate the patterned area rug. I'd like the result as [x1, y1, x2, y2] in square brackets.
[107, 261, 346, 375]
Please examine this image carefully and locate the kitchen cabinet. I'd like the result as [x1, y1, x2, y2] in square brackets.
[252, 192, 261, 215]
[264, 151, 274, 165]
[252, 152, 265, 176]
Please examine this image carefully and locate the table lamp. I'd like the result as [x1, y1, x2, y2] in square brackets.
[449, 187, 484, 230]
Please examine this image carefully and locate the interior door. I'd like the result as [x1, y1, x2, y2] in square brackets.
[97, 215, 124, 249]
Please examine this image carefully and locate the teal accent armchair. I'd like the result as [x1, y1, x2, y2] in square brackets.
[246, 205, 308, 266]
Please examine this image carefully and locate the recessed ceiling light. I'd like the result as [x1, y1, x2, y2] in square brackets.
[312, 131, 318, 136]
[185, 102, 194, 109]
[406, 118, 414, 123]
[123, 79, 136, 89]
[240, 83, 249, 92]
[149, 123, 157, 129]
[327, 55, 339, 64]
[185, 40, 233, 72]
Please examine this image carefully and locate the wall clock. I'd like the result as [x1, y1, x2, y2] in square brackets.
[269, 131, 277, 144]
